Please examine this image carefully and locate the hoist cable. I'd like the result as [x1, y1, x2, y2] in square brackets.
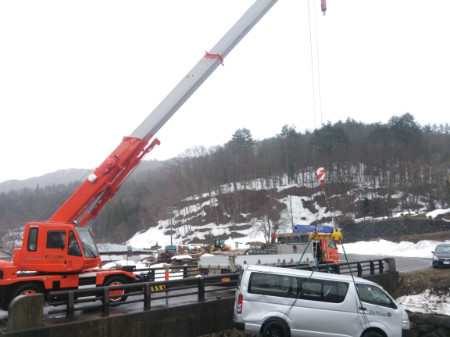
[307, 0, 324, 129]
[307, 0, 318, 130]
[341, 243, 370, 327]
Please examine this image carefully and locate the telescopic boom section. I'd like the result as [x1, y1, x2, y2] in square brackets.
[49, 136, 160, 225]
[49, 0, 278, 225]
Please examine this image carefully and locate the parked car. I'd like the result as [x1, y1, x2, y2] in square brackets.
[234, 265, 410, 337]
[431, 244, 450, 268]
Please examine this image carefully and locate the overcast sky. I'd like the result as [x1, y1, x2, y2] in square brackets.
[1, 0, 449, 183]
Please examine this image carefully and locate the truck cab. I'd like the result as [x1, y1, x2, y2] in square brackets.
[13, 222, 101, 273]
[276, 227, 339, 264]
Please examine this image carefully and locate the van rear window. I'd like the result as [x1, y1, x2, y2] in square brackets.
[248, 272, 349, 303]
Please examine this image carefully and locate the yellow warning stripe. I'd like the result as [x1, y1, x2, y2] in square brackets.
[151, 285, 166, 291]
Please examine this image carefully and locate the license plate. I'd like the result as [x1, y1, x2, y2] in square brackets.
[444, 261, 449, 264]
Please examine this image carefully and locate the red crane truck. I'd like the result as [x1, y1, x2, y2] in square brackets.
[0, 0, 279, 309]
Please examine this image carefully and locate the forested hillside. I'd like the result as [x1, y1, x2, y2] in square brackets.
[1, 113, 449, 245]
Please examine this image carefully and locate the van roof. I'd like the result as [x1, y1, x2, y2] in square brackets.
[243, 265, 375, 285]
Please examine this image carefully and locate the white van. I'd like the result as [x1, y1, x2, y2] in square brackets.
[234, 265, 410, 337]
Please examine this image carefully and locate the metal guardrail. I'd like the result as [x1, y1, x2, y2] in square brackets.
[295, 259, 388, 277]
[130, 264, 200, 281]
[48, 273, 238, 320]
[47, 259, 388, 321]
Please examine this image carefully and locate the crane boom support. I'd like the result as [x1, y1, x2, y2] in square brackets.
[49, 0, 278, 225]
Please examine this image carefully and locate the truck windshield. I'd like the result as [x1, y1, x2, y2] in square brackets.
[75, 226, 99, 258]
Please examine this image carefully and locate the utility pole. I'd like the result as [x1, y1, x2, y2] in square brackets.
[168, 207, 176, 246]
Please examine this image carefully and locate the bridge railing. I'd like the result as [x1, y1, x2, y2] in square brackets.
[48, 273, 238, 321]
[296, 259, 388, 276]
[47, 258, 390, 321]
[238, 258, 389, 276]
[115, 264, 200, 281]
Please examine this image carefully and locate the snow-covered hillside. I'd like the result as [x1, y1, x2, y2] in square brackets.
[126, 177, 450, 250]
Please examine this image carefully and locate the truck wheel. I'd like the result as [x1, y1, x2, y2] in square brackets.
[261, 320, 289, 337]
[7, 283, 44, 308]
[104, 276, 128, 303]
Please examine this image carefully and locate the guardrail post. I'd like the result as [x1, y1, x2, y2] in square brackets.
[383, 258, 396, 273]
[370, 261, 375, 275]
[357, 262, 362, 277]
[67, 291, 75, 320]
[102, 287, 110, 317]
[183, 266, 188, 279]
[378, 260, 384, 273]
[149, 269, 155, 281]
[144, 283, 151, 311]
[334, 264, 341, 274]
[198, 277, 205, 302]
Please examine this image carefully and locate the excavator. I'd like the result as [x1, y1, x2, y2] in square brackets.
[0, 0, 279, 309]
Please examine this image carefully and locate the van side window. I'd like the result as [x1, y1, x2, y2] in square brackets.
[27, 228, 38, 251]
[299, 278, 349, 303]
[249, 272, 292, 298]
[248, 272, 348, 303]
[356, 284, 397, 309]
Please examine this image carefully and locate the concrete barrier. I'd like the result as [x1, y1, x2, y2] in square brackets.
[363, 258, 399, 294]
[7, 294, 43, 332]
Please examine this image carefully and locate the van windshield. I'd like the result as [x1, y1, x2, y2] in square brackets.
[356, 284, 397, 309]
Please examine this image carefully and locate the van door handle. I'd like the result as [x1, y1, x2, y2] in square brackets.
[359, 307, 367, 311]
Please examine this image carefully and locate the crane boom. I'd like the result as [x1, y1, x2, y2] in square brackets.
[1, 0, 283, 307]
[131, 0, 278, 141]
[49, 0, 278, 226]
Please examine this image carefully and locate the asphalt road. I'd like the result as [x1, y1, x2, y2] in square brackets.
[343, 254, 432, 273]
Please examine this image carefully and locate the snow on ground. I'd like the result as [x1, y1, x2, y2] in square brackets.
[397, 290, 450, 316]
[338, 239, 450, 258]
[426, 208, 450, 220]
[126, 190, 338, 251]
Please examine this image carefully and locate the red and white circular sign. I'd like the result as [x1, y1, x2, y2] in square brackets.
[316, 167, 326, 186]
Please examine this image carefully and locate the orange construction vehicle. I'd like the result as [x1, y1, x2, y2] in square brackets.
[0, 0, 279, 309]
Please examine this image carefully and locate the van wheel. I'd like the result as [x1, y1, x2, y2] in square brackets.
[362, 331, 384, 337]
[262, 321, 289, 337]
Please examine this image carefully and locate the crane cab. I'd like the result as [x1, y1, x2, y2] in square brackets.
[13, 222, 101, 273]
